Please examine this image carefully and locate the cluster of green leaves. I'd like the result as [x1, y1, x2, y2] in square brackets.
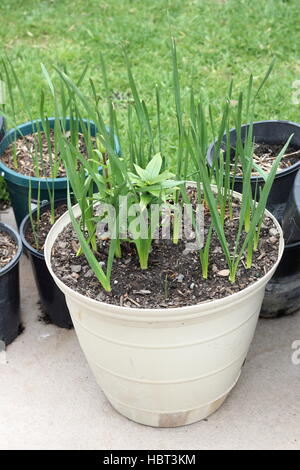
[0, 59, 92, 248]
[1, 43, 289, 292]
[186, 57, 291, 282]
[48, 91, 185, 289]
[38, 42, 290, 292]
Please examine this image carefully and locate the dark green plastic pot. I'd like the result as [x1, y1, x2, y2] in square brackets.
[0, 118, 96, 227]
[0, 118, 120, 227]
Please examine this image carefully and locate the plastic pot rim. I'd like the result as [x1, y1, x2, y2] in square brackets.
[44, 185, 285, 322]
[0, 222, 23, 276]
[206, 119, 300, 183]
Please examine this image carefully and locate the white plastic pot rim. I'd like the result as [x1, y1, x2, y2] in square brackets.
[44, 189, 284, 323]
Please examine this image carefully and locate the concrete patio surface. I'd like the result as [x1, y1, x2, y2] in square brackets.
[0, 208, 299, 450]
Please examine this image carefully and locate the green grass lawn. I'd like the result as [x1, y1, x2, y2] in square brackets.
[1, 0, 300, 200]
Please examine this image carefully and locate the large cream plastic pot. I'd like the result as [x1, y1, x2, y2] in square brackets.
[45, 192, 284, 427]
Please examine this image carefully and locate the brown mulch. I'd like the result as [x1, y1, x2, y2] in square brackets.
[0, 231, 17, 269]
[231, 142, 300, 176]
[2, 130, 95, 178]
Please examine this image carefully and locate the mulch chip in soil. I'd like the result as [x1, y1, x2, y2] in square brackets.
[25, 203, 68, 253]
[0, 231, 17, 269]
[2, 129, 95, 178]
[51, 199, 280, 309]
[230, 142, 300, 176]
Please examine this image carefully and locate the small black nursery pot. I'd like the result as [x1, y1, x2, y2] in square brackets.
[0, 222, 22, 345]
[20, 201, 73, 329]
[206, 120, 300, 213]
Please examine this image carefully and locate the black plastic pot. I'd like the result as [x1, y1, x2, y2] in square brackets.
[20, 201, 73, 329]
[206, 120, 300, 213]
[260, 240, 300, 317]
[0, 222, 22, 345]
[207, 123, 300, 318]
[0, 116, 5, 142]
[260, 169, 300, 318]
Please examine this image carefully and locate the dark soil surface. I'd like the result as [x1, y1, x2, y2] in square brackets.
[232, 142, 300, 176]
[2, 130, 95, 178]
[25, 203, 68, 253]
[51, 197, 280, 309]
[0, 231, 17, 269]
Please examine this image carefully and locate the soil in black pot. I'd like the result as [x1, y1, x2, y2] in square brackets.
[51, 193, 280, 309]
[0, 231, 17, 268]
[25, 203, 68, 252]
[2, 130, 95, 178]
[230, 142, 300, 176]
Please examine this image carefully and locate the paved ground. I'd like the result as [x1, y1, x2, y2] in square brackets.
[0, 208, 299, 450]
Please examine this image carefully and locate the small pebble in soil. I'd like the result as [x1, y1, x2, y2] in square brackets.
[96, 292, 106, 301]
[269, 228, 278, 237]
[133, 290, 151, 295]
[84, 269, 93, 278]
[71, 265, 82, 273]
[217, 269, 230, 277]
